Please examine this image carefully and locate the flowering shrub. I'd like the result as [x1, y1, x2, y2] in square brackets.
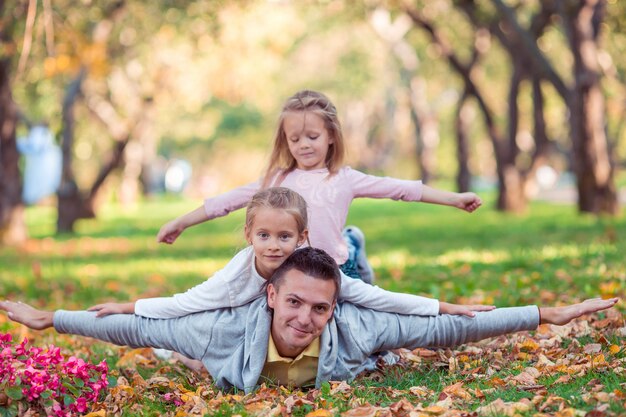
[0, 333, 109, 416]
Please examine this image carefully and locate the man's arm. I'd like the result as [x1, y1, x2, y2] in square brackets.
[341, 298, 617, 354]
[339, 304, 539, 354]
[54, 310, 214, 362]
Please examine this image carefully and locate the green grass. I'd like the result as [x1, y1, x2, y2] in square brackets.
[1, 194, 625, 415]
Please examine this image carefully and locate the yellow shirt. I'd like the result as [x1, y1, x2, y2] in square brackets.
[259, 335, 320, 387]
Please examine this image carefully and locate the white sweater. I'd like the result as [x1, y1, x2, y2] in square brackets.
[135, 246, 439, 318]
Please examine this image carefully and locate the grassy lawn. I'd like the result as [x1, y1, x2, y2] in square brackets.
[1, 195, 625, 416]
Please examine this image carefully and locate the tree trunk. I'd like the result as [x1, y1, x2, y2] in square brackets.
[455, 90, 471, 192]
[405, 6, 531, 210]
[530, 76, 549, 172]
[496, 59, 527, 213]
[561, 0, 618, 214]
[407, 77, 438, 184]
[491, 0, 618, 215]
[0, 57, 27, 245]
[57, 69, 93, 233]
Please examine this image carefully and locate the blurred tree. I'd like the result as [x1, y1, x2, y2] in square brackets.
[0, 0, 28, 245]
[403, 0, 619, 214]
[6, 0, 623, 233]
[404, 2, 553, 212]
[456, 0, 553, 211]
[54, 1, 141, 233]
[491, 0, 618, 214]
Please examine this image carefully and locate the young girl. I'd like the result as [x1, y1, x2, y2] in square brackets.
[90, 187, 491, 370]
[156, 90, 482, 280]
[90, 188, 490, 320]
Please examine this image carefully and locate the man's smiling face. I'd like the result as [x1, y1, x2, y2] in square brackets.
[267, 269, 336, 358]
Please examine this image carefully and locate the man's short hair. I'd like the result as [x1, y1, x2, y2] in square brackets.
[268, 247, 342, 300]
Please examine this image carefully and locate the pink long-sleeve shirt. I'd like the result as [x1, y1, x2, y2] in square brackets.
[203, 167, 423, 264]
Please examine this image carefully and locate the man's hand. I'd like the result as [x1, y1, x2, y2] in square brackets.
[455, 192, 482, 213]
[88, 302, 135, 317]
[439, 301, 496, 317]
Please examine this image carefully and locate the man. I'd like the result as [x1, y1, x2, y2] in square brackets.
[0, 248, 618, 392]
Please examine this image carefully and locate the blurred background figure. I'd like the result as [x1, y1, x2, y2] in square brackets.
[17, 125, 62, 205]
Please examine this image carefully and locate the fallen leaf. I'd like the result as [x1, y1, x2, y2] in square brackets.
[306, 409, 333, 417]
[330, 381, 352, 395]
[511, 367, 539, 385]
[341, 405, 380, 417]
[422, 405, 445, 415]
[476, 398, 530, 416]
[409, 386, 431, 397]
[584, 344, 602, 354]
[442, 382, 472, 400]
[83, 411, 106, 417]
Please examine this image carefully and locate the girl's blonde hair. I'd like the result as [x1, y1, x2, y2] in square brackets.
[262, 90, 345, 187]
[246, 187, 308, 239]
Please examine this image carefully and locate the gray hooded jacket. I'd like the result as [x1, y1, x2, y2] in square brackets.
[54, 299, 539, 392]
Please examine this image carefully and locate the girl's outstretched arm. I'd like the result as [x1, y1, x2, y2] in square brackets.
[438, 301, 496, 317]
[341, 274, 496, 317]
[88, 302, 136, 317]
[339, 272, 438, 315]
[420, 185, 482, 213]
[157, 182, 260, 244]
[157, 205, 209, 244]
[133, 247, 262, 319]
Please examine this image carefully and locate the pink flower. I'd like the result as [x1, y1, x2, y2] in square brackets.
[163, 392, 184, 406]
[72, 397, 88, 413]
[0, 333, 109, 416]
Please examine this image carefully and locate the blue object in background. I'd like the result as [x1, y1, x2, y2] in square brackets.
[164, 159, 192, 193]
[17, 125, 62, 205]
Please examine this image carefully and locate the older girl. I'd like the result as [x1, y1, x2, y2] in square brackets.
[156, 90, 482, 281]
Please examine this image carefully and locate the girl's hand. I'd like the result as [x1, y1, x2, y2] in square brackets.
[439, 302, 496, 317]
[88, 302, 135, 317]
[455, 192, 482, 213]
[157, 219, 185, 244]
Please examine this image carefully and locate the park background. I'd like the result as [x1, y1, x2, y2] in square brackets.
[1, 0, 626, 416]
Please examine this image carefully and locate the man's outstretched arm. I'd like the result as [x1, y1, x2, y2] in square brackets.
[347, 298, 618, 353]
[0, 300, 212, 363]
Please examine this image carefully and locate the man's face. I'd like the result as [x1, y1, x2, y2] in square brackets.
[267, 269, 336, 358]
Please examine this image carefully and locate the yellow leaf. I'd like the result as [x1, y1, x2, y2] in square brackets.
[592, 353, 606, 365]
[442, 382, 472, 400]
[520, 339, 540, 352]
[83, 411, 106, 417]
[554, 408, 576, 417]
[423, 405, 445, 415]
[306, 410, 332, 417]
[609, 344, 621, 354]
[116, 348, 154, 368]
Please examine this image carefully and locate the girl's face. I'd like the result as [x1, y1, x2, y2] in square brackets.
[245, 207, 308, 279]
[283, 111, 333, 171]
